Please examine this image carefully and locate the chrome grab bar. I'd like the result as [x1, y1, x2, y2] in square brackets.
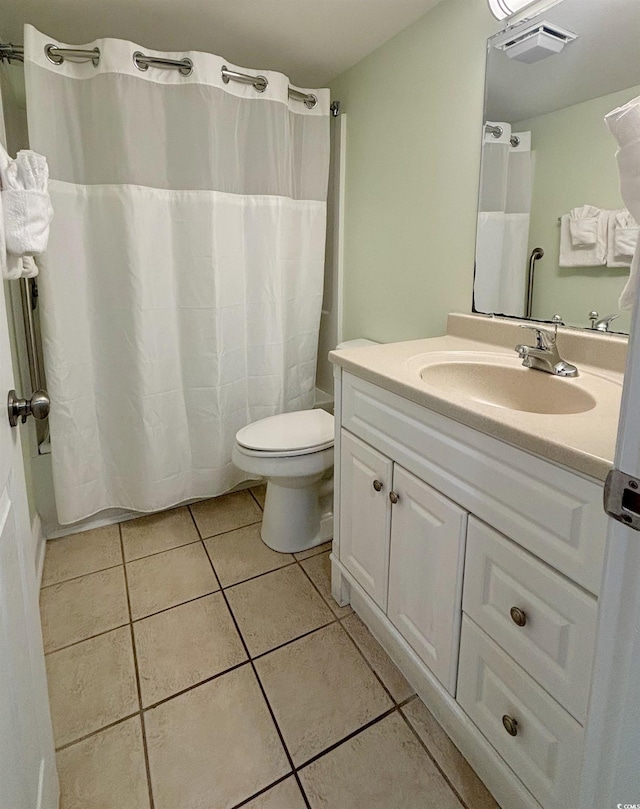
[7, 277, 51, 430]
[20, 277, 42, 393]
[525, 247, 544, 318]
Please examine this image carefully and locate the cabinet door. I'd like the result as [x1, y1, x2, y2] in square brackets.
[387, 466, 468, 693]
[339, 430, 392, 610]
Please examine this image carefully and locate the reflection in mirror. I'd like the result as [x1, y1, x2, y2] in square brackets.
[474, 0, 640, 334]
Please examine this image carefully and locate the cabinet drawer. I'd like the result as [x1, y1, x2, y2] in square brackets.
[458, 617, 583, 809]
[341, 371, 606, 594]
[463, 518, 597, 723]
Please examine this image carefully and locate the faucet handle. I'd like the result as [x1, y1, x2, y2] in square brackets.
[519, 323, 556, 348]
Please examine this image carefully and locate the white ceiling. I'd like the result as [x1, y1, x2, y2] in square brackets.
[486, 0, 640, 123]
[0, 0, 444, 87]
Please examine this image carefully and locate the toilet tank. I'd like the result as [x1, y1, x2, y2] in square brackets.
[315, 338, 380, 414]
[335, 339, 380, 350]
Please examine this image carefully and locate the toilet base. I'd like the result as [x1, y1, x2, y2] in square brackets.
[261, 474, 333, 554]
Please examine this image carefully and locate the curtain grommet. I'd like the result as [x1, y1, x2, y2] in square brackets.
[133, 51, 149, 71]
[44, 44, 64, 65]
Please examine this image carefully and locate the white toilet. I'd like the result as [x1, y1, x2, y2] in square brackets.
[232, 338, 378, 553]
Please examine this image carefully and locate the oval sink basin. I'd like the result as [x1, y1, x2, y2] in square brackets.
[419, 360, 597, 415]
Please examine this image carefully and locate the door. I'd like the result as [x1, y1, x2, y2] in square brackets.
[579, 286, 640, 806]
[387, 465, 467, 694]
[339, 430, 392, 610]
[0, 270, 58, 806]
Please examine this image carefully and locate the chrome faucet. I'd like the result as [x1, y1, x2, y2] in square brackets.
[592, 313, 620, 332]
[515, 325, 578, 377]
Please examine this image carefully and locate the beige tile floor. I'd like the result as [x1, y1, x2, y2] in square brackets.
[40, 485, 499, 809]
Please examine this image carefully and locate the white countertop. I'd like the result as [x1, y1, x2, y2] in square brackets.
[330, 315, 625, 482]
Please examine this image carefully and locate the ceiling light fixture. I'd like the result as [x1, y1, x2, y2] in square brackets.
[487, 0, 564, 22]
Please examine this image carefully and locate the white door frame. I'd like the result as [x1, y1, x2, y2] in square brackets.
[580, 305, 640, 807]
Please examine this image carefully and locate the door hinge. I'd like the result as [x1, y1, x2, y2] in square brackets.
[604, 469, 640, 531]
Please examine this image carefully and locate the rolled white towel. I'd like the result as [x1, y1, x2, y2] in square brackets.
[606, 210, 638, 268]
[0, 147, 54, 256]
[614, 210, 639, 260]
[559, 210, 607, 267]
[569, 204, 601, 247]
[606, 95, 640, 309]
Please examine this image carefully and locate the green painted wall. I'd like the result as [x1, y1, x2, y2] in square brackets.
[517, 84, 640, 335]
[330, 0, 498, 342]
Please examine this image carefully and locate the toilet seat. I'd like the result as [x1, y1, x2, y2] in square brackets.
[236, 409, 334, 457]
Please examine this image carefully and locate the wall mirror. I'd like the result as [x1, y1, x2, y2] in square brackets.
[474, 0, 640, 334]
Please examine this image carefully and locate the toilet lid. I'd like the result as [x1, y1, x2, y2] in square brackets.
[236, 409, 334, 453]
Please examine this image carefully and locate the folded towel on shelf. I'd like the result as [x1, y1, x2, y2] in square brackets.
[569, 204, 601, 247]
[559, 210, 607, 267]
[0, 146, 53, 256]
[612, 209, 639, 265]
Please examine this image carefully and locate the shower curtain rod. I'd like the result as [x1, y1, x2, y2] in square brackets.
[0, 42, 322, 109]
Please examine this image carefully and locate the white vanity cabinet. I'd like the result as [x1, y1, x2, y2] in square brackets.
[332, 369, 607, 809]
[340, 429, 467, 691]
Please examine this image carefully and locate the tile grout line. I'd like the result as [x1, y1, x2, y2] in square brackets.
[294, 707, 398, 772]
[44, 620, 132, 657]
[247, 487, 265, 511]
[54, 711, 142, 753]
[137, 619, 342, 715]
[249, 619, 338, 663]
[186, 506, 314, 809]
[130, 587, 221, 624]
[214, 559, 299, 592]
[334, 614, 404, 708]
[292, 555, 405, 708]
[229, 773, 293, 809]
[41, 560, 124, 590]
[119, 525, 156, 809]
[396, 706, 471, 809]
[125, 515, 263, 566]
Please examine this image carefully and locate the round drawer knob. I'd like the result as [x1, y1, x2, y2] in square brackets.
[373, 479, 383, 492]
[502, 714, 518, 737]
[389, 491, 399, 504]
[510, 607, 527, 627]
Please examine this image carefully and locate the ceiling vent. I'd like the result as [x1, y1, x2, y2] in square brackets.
[494, 21, 578, 63]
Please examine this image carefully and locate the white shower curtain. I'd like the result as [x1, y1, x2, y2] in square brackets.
[474, 123, 532, 316]
[23, 26, 330, 524]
